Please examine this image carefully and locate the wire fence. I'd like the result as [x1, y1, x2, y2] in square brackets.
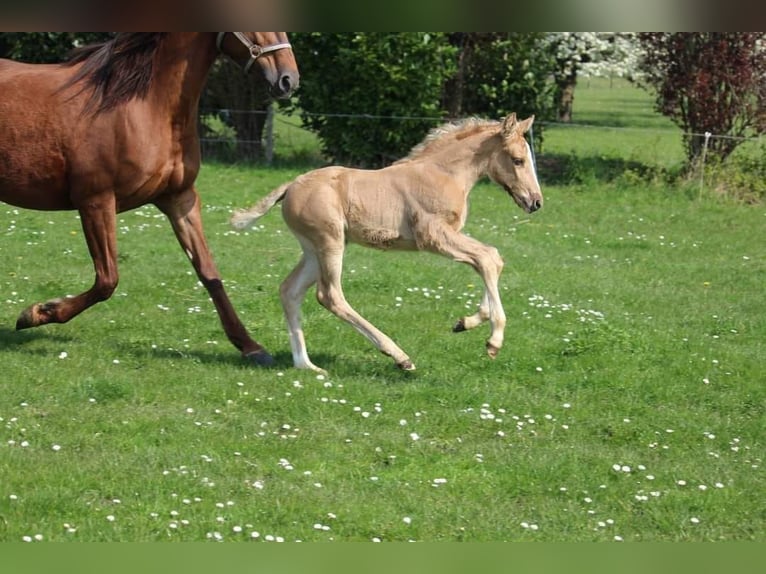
[199, 107, 764, 193]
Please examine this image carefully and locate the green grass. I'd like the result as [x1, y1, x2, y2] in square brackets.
[540, 77, 686, 184]
[1, 80, 764, 542]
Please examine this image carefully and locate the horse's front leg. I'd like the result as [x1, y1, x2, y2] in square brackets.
[154, 188, 274, 366]
[16, 195, 119, 329]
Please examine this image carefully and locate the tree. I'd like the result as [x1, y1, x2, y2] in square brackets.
[578, 33, 642, 81]
[542, 33, 640, 122]
[290, 33, 457, 167]
[200, 59, 273, 161]
[290, 33, 562, 167]
[443, 33, 555, 132]
[637, 32, 766, 165]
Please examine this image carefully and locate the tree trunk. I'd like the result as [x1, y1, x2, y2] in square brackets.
[201, 59, 272, 161]
[557, 75, 577, 123]
[442, 33, 470, 119]
[231, 103, 269, 161]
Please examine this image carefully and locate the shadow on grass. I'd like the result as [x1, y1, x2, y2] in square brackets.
[537, 153, 671, 186]
[115, 342, 419, 381]
[0, 325, 75, 349]
[106, 342, 280, 370]
[0, 323, 410, 377]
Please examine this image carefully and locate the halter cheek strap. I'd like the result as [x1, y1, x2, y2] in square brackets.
[216, 32, 292, 74]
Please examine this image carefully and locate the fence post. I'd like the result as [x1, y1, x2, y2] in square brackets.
[698, 131, 712, 198]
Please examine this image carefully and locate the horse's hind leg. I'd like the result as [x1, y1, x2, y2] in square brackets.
[16, 195, 119, 329]
[155, 188, 273, 366]
[315, 247, 414, 370]
[280, 251, 324, 373]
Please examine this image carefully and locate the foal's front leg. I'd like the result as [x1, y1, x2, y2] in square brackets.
[420, 224, 506, 358]
[155, 188, 274, 366]
[453, 290, 491, 333]
[16, 194, 119, 329]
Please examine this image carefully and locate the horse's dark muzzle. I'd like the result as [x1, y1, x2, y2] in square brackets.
[274, 73, 299, 98]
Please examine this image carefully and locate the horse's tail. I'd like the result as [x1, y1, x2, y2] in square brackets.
[230, 182, 291, 230]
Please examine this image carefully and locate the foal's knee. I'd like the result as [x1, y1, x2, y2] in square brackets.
[315, 286, 331, 309]
[476, 247, 503, 277]
[315, 283, 342, 313]
[489, 246, 504, 274]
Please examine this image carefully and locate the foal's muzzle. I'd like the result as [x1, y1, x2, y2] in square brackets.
[504, 185, 543, 214]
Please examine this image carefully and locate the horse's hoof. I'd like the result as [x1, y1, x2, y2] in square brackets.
[16, 306, 37, 330]
[453, 319, 466, 333]
[397, 360, 416, 371]
[486, 343, 500, 359]
[244, 349, 275, 367]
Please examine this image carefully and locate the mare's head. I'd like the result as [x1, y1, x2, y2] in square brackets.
[216, 32, 299, 98]
[488, 113, 543, 214]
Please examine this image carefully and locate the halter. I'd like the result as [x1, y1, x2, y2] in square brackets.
[216, 32, 292, 74]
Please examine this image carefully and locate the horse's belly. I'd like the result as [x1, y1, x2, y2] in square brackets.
[0, 125, 73, 210]
[0, 187, 74, 211]
[0, 167, 72, 210]
[0, 168, 73, 210]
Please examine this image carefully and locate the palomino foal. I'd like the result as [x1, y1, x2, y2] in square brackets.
[232, 113, 543, 372]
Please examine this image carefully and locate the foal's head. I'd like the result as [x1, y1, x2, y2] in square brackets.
[488, 113, 543, 214]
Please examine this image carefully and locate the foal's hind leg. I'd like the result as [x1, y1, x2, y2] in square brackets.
[280, 251, 325, 373]
[16, 194, 119, 329]
[155, 188, 273, 366]
[315, 247, 414, 370]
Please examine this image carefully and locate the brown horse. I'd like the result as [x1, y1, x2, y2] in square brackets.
[231, 114, 542, 373]
[0, 33, 298, 366]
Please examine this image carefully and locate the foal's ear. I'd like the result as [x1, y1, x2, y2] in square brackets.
[517, 115, 535, 134]
[501, 113, 518, 137]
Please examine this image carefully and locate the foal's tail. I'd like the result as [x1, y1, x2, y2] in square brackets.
[230, 182, 291, 230]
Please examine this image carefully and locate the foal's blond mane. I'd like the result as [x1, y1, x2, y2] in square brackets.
[397, 117, 501, 163]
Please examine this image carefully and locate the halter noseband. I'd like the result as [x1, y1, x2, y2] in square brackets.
[216, 32, 292, 74]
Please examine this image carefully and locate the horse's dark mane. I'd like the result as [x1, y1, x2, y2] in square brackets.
[61, 33, 166, 114]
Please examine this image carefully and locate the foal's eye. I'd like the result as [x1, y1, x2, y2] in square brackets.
[512, 158, 524, 167]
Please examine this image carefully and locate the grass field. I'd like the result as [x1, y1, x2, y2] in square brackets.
[1, 78, 764, 542]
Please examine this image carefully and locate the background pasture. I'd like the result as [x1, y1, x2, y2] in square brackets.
[0, 79, 763, 542]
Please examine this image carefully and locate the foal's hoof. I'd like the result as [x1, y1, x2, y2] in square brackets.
[452, 319, 466, 333]
[244, 349, 276, 367]
[486, 343, 500, 359]
[397, 359, 416, 371]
